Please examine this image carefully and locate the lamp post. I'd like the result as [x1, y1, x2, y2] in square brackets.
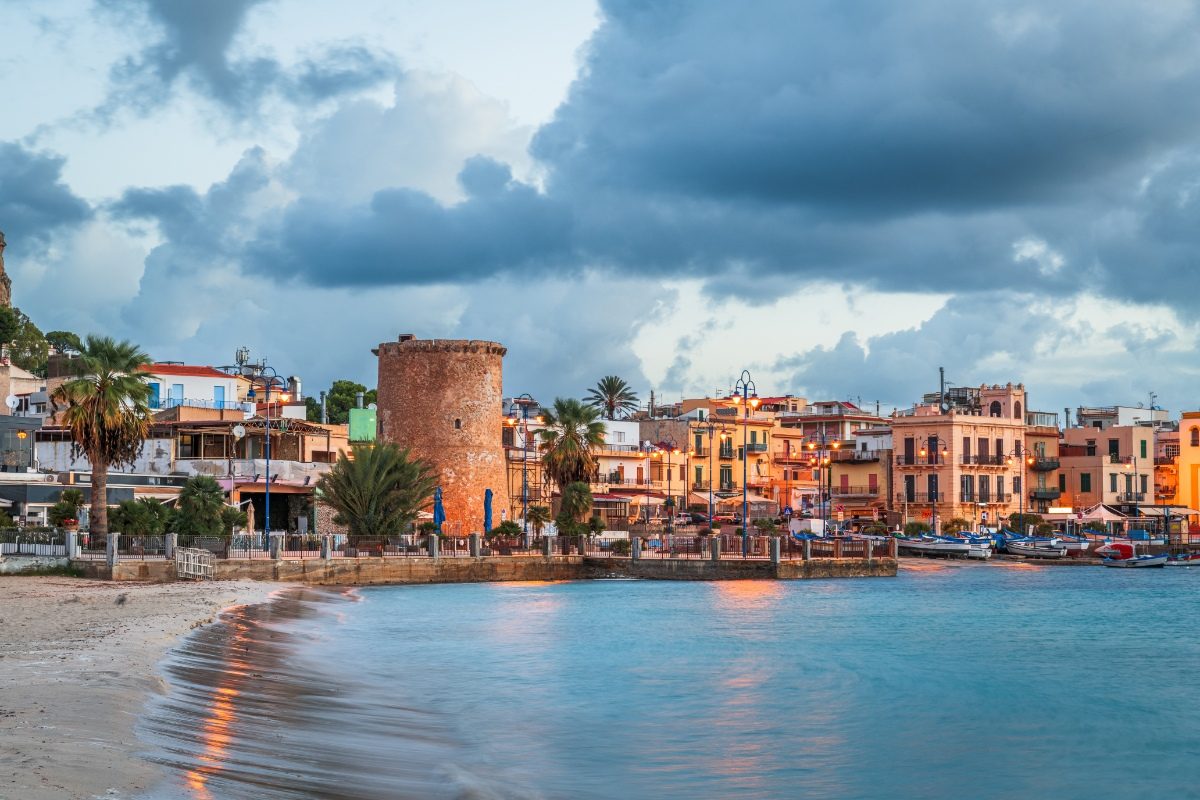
[731, 370, 759, 556]
[243, 366, 287, 539]
[1005, 446, 1036, 532]
[806, 428, 841, 533]
[697, 420, 730, 530]
[916, 435, 948, 535]
[504, 394, 540, 537]
[658, 437, 682, 532]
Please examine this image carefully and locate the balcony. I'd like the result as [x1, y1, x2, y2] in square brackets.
[151, 397, 246, 411]
[1029, 487, 1062, 501]
[718, 449, 735, 460]
[969, 493, 1011, 504]
[896, 492, 943, 503]
[591, 476, 658, 490]
[596, 444, 644, 456]
[746, 443, 769, 453]
[1029, 457, 1059, 471]
[831, 485, 880, 498]
[692, 446, 711, 458]
[961, 455, 1007, 466]
[832, 449, 880, 463]
[1116, 492, 1147, 503]
[895, 456, 949, 466]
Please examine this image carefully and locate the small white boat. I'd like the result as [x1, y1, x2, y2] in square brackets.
[1057, 534, 1091, 554]
[949, 535, 993, 560]
[1103, 553, 1168, 568]
[897, 536, 971, 557]
[1007, 538, 1067, 559]
[1166, 553, 1200, 567]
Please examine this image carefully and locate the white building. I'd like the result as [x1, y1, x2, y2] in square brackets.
[139, 363, 245, 411]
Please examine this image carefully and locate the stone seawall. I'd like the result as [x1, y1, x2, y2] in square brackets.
[73, 555, 896, 584]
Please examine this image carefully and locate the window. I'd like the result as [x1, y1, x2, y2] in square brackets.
[750, 430, 758, 444]
[927, 474, 938, 500]
[454, 418, 462, 430]
[1108, 439, 1119, 458]
[962, 437, 971, 459]
[737, 446, 744, 461]
[678, 465, 685, 481]
[998, 476, 1006, 499]
[1085, 440, 1097, 456]
[1081, 473, 1092, 493]
[995, 439, 1003, 462]
[613, 430, 625, 443]
[989, 401, 1002, 417]
[1013, 476, 1021, 496]
[1192, 428, 1200, 448]
[978, 438, 990, 458]
[719, 465, 733, 489]
[960, 474, 973, 502]
[695, 465, 704, 487]
[1059, 474, 1067, 492]
[1140, 439, 1147, 459]
[502, 427, 515, 447]
[694, 433, 703, 452]
[1141, 475, 1148, 494]
[169, 383, 184, 408]
[1109, 473, 1118, 493]
[979, 475, 990, 502]
[904, 475, 916, 501]
[1014, 401, 1022, 420]
[214, 385, 225, 408]
[179, 434, 195, 459]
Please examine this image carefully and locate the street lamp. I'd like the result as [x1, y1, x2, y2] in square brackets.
[697, 420, 731, 530]
[504, 394, 540, 538]
[658, 437, 681, 532]
[1005, 447, 1036, 532]
[806, 430, 841, 533]
[731, 370, 759, 556]
[915, 435, 948, 535]
[244, 367, 288, 540]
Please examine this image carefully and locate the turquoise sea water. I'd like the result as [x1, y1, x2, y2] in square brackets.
[142, 562, 1200, 799]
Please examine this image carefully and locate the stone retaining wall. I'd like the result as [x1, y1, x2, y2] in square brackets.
[72, 555, 896, 583]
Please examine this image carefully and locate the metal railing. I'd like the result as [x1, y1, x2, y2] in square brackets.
[1029, 488, 1062, 500]
[831, 485, 880, 497]
[895, 492, 943, 503]
[961, 455, 1007, 466]
[1030, 457, 1060, 471]
[1116, 492, 1147, 502]
[0, 529, 66, 557]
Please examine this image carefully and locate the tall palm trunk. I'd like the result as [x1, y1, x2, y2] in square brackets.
[91, 457, 108, 536]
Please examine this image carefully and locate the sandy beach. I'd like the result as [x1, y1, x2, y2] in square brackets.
[0, 577, 283, 800]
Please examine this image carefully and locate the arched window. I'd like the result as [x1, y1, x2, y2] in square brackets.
[1191, 427, 1199, 448]
[1013, 401, 1022, 420]
[989, 401, 1002, 418]
[454, 418, 462, 430]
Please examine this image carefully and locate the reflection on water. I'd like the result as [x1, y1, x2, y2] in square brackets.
[141, 572, 1200, 800]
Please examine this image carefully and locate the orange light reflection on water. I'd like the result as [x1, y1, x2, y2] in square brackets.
[184, 617, 253, 798]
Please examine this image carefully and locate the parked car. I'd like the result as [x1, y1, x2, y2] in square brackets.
[711, 513, 742, 525]
[688, 512, 710, 525]
[672, 513, 693, 527]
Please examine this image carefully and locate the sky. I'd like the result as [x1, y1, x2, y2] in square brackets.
[2, 0, 1199, 418]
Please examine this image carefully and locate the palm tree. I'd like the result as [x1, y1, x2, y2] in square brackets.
[175, 475, 228, 536]
[584, 376, 640, 420]
[50, 336, 152, 537]
[316, 443, 437, 537]
[526, 505, 552, 537]
[537, 398, 606, 490]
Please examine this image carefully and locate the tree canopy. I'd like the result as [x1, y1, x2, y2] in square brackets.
[50, 335, 153, 535]
[537, 398, 606, 490]
[316, 443, 436, 536]
[305, 379, 377, 424]
[584, 376, 640, 420]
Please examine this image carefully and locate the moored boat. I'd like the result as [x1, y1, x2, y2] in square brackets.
[897, 536, 971, 558]
[1006, 538, 1067, 559]
[1165, 552, 1200, 566]
[1103, 553, 1168, 568]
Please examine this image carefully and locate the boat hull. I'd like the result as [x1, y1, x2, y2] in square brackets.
[1007, 541, 1067, 559]
[1103, 554, 1168, 568]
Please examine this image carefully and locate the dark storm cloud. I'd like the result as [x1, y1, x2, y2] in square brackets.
[99, 0, 396, 115]
[234, 0, 1200, 312]
[245, 157, 575, 286]
[0, 142, 92, 248]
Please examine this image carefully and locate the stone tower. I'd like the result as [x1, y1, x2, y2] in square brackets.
[375, 335, 508, 535]
[0, 231, 12, 307]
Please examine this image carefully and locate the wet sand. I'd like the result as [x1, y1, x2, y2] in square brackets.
[0, 577, 283, 800]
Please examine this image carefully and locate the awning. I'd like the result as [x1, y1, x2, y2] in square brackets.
[1079, 504, 1127, 522]
[1131, 506, 1200, 518]
[630, 496, 666, 507]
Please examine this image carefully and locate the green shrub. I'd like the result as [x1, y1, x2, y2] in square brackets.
[610, 539, 631, 555]
[904, 521, 932, 536]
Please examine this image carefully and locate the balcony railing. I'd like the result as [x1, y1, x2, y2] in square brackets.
[833, 449, 880, 463]
[895, 456, 949, 466]
[1116, 492, 1147, 502]
[896, 492, 944, 503]
[150, 397, 245, 411]
[831, 485, 880, 497]
[958, 493, 1011, 503]
[1029, 488, 1062, 500]
[718, 449, 735, 459]
[591, 477, 659, 489]
[746, 443, 769, 453]
[961, 455, 1007, 466]
[1029, 457, 1060, 471]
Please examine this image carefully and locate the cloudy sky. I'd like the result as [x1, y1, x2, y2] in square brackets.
[3, 0, 1199, 417]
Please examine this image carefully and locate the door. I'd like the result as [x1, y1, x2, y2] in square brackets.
[904, 475, 916, 502]
[169, 383, 184, 408]
[148, 382, 160, 409]
[868, 473, 878, 494]
[904, 438, 915, 465]
[214, 385, 226, 409]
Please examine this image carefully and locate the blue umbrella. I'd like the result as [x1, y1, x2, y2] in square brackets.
[433, 487, 446, 532]
[483, 488, 493, 533]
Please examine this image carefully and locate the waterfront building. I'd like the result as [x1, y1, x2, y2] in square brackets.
[1155, 428, 1179, 509]
[891, 384, 1028, 531]
[827, 425, 892, 523]
[1058, 423, 1153, 514]
[1023, 410, 1062, 513]
[1170, 413, 1200, 528]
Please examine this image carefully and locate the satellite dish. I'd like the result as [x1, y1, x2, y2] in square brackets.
[367, 403, 377, 410]
[4, 395, 17, 410]
[232, 424, 247, 440]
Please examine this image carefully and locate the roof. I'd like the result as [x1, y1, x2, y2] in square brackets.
[141, 363, 235, 380]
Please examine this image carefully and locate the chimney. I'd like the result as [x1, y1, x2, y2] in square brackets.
[356, 391, 365, 409]
[320, 391, 328, 424]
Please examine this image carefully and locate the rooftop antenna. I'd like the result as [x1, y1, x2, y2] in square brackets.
[938, 366, 948, 413]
